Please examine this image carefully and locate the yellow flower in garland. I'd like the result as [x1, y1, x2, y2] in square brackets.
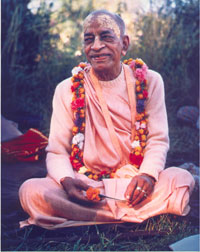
[135, 58, 144, 66]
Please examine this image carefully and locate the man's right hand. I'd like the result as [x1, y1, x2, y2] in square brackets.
[60, 177, 93, 204]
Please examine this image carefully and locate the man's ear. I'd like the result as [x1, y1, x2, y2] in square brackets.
[121, 35, 130, 56]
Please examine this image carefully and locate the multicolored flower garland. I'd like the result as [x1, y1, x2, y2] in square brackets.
[124, 58, 149, 169]
[69, 62, 87, 171]
[69, 58, 149, 180]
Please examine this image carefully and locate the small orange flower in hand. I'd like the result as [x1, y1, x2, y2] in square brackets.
[86, 187, 101, 201]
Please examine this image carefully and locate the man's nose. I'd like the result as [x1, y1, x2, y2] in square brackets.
[91, 37, 105, 50]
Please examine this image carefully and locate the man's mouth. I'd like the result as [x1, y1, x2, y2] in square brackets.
[90, 54, 110, 61]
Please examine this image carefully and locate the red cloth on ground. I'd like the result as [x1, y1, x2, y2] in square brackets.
[1, 128, 48, 162]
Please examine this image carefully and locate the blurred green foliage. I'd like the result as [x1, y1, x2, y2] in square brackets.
[2, 0, 199, 163]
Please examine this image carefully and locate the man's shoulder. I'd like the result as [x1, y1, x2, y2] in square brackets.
[56, 77, 72, 89]
[55, 77, 72, 93]
[146, 69, 164, 91]
[52, 77, 73, 104]
[147, 69, 162, 82]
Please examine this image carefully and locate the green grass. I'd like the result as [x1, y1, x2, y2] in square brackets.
[2, 214, 199, 251]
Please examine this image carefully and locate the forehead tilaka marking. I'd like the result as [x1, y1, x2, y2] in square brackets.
[83, 13, 121, 38]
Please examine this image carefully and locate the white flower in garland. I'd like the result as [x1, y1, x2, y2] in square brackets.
[135, 121, 140, 130]
[78, 166, 88, 174]
[131, 140, 140, 148]
[141, 122, 146, 129]
[72, 133, 84, 145]
[78, 141, 84, 150]
[72, 66, 83, 76]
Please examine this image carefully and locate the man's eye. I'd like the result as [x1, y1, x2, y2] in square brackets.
[102, 35, 114, 41]
[84, 38, 93, 43]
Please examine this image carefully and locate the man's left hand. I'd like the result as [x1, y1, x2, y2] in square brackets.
[124, 174, 155, 206]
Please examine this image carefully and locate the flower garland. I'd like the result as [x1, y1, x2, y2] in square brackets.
[69, 63, 87, 171]
[124, 58, 149, 169]
[70, 58, 148, 180]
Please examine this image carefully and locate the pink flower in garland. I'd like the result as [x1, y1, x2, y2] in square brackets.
[129, 60, 135, 69]
[133, 62, 148, 82]
[135, 68, 146, 82]
[71, 98, 85, 110]
[142, 63, 148, 72]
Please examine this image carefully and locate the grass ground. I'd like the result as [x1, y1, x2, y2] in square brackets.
[2, 213, 199, 251]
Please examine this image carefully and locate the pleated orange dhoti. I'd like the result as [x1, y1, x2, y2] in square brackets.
[19, 165, 195, 230]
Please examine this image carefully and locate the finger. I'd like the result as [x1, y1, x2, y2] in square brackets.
[75, 179, 90, 191]
[131, 191, 145, 206]
[130, 180, 145, 204]
[124, 178, 137, 201]
[131, 182, 151, 206]
[69, 189, 95, 204]
[60, 177, 73, 189]
[73, 190, 89, 202]
[140, 174, 155, 193]
[141, 182, 149, 196]
[130, 187, 142, 205]
[142, 180, 154, 197]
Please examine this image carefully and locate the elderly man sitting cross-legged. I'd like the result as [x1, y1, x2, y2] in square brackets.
[19, 10, 195, 229]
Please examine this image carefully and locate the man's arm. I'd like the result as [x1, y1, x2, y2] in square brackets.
[46, 79, 96, 204]
[125, 70, 169, 206]
[138, 70, 169, 181]
[46, 78, 75, 184]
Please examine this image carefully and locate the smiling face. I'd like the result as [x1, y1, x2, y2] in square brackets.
[83, 13, 129, 81]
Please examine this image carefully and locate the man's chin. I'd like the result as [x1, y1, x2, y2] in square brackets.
[90, 62, 111, 72]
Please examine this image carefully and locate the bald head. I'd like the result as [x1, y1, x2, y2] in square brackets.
[83, 10, 126, 38]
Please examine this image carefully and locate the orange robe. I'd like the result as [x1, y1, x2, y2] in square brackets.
[19, 64, 195, 229]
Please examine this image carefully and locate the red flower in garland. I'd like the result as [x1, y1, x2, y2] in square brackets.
[72, 161, 83, 171]
[100, 170, 108, 176]
[71, 98, 85, 110]
[143, 90, 148, 98]
[72, 81, 81, 90]
[129, 153, 144, 166]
